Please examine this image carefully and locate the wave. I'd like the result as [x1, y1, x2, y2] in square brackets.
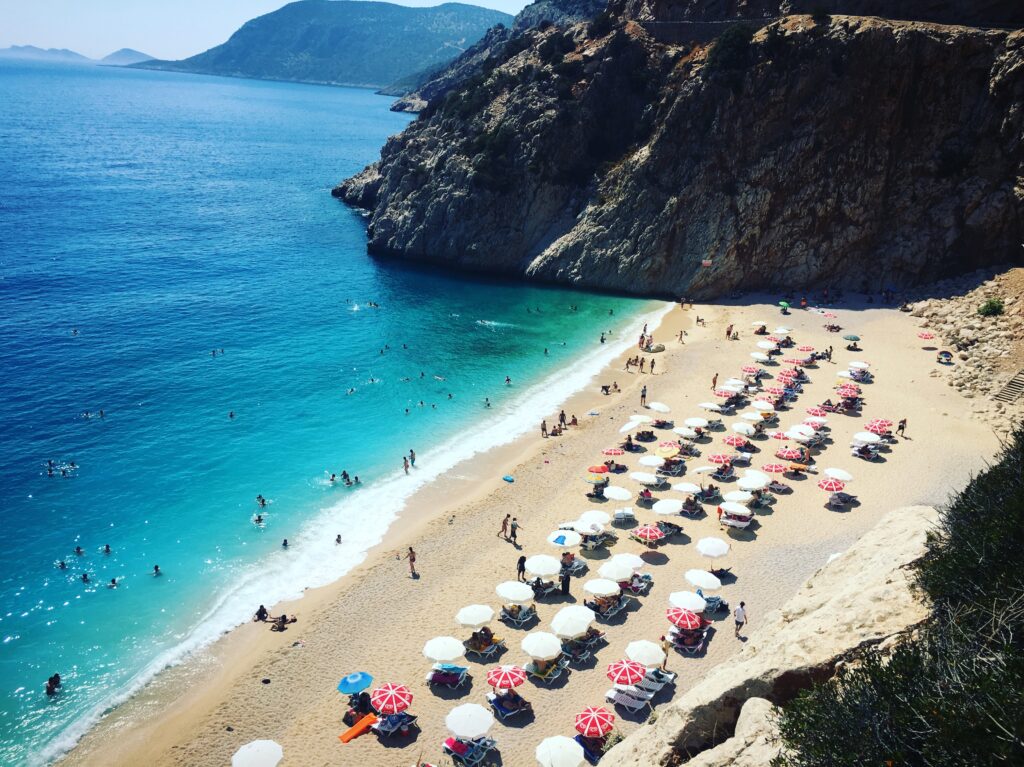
[474, 319, 517, 329]
[37, 300, 674, 765]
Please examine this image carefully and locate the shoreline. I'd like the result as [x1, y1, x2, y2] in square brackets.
[59, 297, 1001, 767]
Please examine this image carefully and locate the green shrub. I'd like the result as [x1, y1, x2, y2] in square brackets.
[978, 298, 1004, 317]
[706, 24, 755, 73]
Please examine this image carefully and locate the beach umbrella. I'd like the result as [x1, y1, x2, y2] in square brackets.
[639, 455, 665, 468]
[805, 416, 828, 427]
[720, 501, 750, 517]
[756, 340, 777, 350]
[723, 490, 752, 503]
[521, 631, 563, 660]
[603, 485, 632, 501]
[783, 358, 807, 365]
[776, 447, 803, 460]
[849, 361, 870, 369]
[630, 414, 654, 423]
[774, 326, 792, 333]
[865, 419, 893, 434]
[423, 636, 465, 663]
[750, 352, 771, 362]
[789, 424, 815, 437]
[741, 365, 761, 374]
[370, 683, 412, 714]
[715, 388, 738, 398]
[626, 639, 667, 667]
[619, 421, 640, 434]
[606, 659, 646, 686]
[750, 400, 775, 412]
[761, 463, 787, 474]
[836, 386, 861, 397]
[456, 604, 495, 629]
[525, 555, 561, 578]
[572, 520, 604, 536]
[446, 703, 494, 740]
[232, 740, 283, 767]
[652, 498, 684, 515]
[843, 334, 860, 341]
[337, 672, 373, 694]
[598, 560, 635, 581]
[696, 536, 730, 558]
[584, 579, 622, 597]
[685, 569, 721, 590]
[669, 590, 708, 612]
[707, 453, 733, 465]
[818, 477, 846, 493]
[852, 431, 881, 444]
[547, 530, 583, 549]
[698, 402, 722, 412]
[674, 426, 699, 439]
[743, 469, 771, 483]
[798, 345, 815, 352]
[778, 301, 790, 308]
[633, 525, 666, 544]
[667, 607, 702, 630]
[732, 422, 756, 436]
[806, 407, 827, 417]
[741, 412, 764, 422]
[647, 401, 671, 413]
[609, 552, 646, 571]
[536, 735, 586, 767]
[824, 467, 853, 482]
[656, 446, 682, 460]
[486, 665, 526, 689]
[551, 605, 597, 639]
[630, 471, 662, 485]
[763, 386, 786, 396]
[684, 417, 709, 428]
[602, 447, 625, 456]
[723, 434, 747, 447]
[786, 431, 812, 443]
[579, 510, 611, 526]
[692, 466, 716, 474]
[575, 706, 616, 738]
[751, 320, 768, 327]
[836, 370, 853, 379]
[769, 430, 789, 441]
[496, 581, 534, 604]
[587, 464, 609, 474]
[672, 481, 702, 495]
[584, 473, 609, 485]
[918, 331, 935, 340]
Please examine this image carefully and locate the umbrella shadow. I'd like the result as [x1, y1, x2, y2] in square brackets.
[724, 525, 758, 542]
[667, 531, 692, 546]
[430, 677, 476, 700]
[639, 551, 670, 566]
[495, 709, 535, 729]
[376, 727, 422, 748]
[581, 548, 610, 561]
[529, 671, 571, 690]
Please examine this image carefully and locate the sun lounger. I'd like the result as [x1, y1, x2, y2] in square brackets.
[531, 579, 560, 599]
[526, 661, 564, 684]
[443, 736, 496, 766]
[828, 492, 858, 508]
[562, 558, 587, 576]
[619, 576, 652, 595]
[464, 637, 506, 659]
[697, 589, 728, 613]
[487, 691, 531, 720]
[614, 683, 655, 701]
[574, 734, 603, 765]
[613, 507, 636, 525]
[371, 712, 419, 736]
[706, 418, 723, 430]
[646, 667, 677, 686]
[605, 688, 650, 713]
[427, 663, 469, 688]
[561, 641, 591, 665]
[581, 629, 607, 648]
[500, 604, 536, 628]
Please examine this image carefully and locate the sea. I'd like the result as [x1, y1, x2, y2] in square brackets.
[0, 60, 662, 765]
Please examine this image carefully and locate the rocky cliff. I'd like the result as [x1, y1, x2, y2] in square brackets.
[337, 14, 1024, 298]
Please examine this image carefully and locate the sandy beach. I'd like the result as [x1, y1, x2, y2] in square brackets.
[61, 297, 1002, 767]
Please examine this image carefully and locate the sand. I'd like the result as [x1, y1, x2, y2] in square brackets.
[60, 298, 1001, 767]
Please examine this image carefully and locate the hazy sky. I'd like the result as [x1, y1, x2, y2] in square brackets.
[0, 0, 530, 60]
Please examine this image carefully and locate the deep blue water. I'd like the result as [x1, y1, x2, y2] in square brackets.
[0, 61, 658, 764]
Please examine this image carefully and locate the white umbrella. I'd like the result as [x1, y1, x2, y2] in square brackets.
[737, 475, 767, 491]
[625, 639, 666, 667]
[550, 605, 596, 639]
[647, 402, 671, 413]
[684, 417, 708, 428]
[578, 510, 611, 526]
[741, 411, 765, 422]
[603, 485, 632, 501]
[668, 590, 707, 612]
[724, 378, 747, 387]
[674, 426, 698, 439]
[723, 490, 752, 503]
[750, 400, 775, 411]
[751, 320, 768, 327]
[852, 431, 881, 444]
[743, 469, 771, 483]
[496, 581, 534, 604]
[685, 569, 722, 590]
[457, 604, 495, 628]
[774, 326, 791, 333]
[805, 416, 828, 425]
[693, 466, 716, 474]
[619, 421, 640, 434]
[572, 520, 604, 535]
[521, 631, 562, 660]
[849, 361, 870, 369]
[232, 740, 283, 767]
[423, 636, 465, 662]
[630, 414, 654, 423]
[652, 498, 683, 515]
[696, 537, 731, 558]
[536, 735, 586, 767]
[609, 552, 646, 570]
[750, 352, 771, 362]
[732, 422, 756, 436]
[756, 340, 777, 350]
[525, 555, 561, 578]
[630, 471, 662, 486]
[720, 501, 751, 516]
[639, 455, 665, 468]
[698, 402, 722, 412]
[583, 579, 620, 597]
[786, 430, 812, 443]
[789, 424, 815, 436]
[824, 467, 853, 482]
[547, 530, 582, 549]
[673, 481, 702, 494]
[598, 560, 634, 581]
[837, 370, 853, 379]
[446, 703, 494, 740]
[721, 383, 745, 393]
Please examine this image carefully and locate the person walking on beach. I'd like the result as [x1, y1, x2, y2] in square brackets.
[559, 410, 567, 427]
[509, 517, 522, 544]
[650, 359, 656, 375]
[897, 418, 907, 437]
[826, 345, 833, 362]
[639, 358, 646, 373]
[640, 386, 647, 406]
[409, 449, 416, 467]
[403, 456, 410, 474]
[725, 324, 733, 340]
[541, 419, 548, 438]
[517, 555, 527, 581]
[734, 601, 747, 638]
[499, 514, 510, 538]
[404, 547, 417, 577]
[711, 373, 718, 390]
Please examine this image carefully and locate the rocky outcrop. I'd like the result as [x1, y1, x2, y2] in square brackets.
[337, 15, 1024, 297]
[681, 698, 779, 767]
[601, 505, 936, 765]
[514, 0, 610, 32]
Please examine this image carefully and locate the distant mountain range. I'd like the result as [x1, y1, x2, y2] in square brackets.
[130, 0, 512, 89]
[0, 45, 154, 65]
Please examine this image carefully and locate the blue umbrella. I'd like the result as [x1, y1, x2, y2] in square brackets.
[337, 672, 373, 694]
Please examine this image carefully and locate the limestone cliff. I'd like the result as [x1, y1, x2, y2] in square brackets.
[337, 14, 1024, 298]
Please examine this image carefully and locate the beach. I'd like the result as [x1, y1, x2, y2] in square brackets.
[60, 297, 1001, 767]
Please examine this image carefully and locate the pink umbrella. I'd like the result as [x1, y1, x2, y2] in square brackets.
[817, 477, 846, 493]
[606, 659, 645, 686]
[714, 389, 737, 398]
[776, 447, 803, 460]
[766, 336, 782, 343]
[707, 453, 733, 465]
[798, 345, 814, 352]
[769, 431, 790, 440]
[761, 463, 788, 473]
[602, 448, 625, 456]
[783, 358, 805, 365]
[865, 419, 892, 434]
[486, 665, 526, 689]
[370, 683, 413, 714]
[666, 607, 702, 630]
[917, 332, 935, 340]
[658, 440, 681, 448]
[803, 419, 825, 430]
[633, 525, 666, 542]
[722, 435, 746, 447]
[741, 365, 760, 374]
[806, 407, 827, 417]
[776, 371, 796, 380]
[575, 706, 616, 738]
[764, 386, 786, 396]
[836, 387, 860, 398]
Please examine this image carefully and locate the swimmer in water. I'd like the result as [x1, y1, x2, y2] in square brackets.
[255, 514, 264, 524]
[335, 534, 342, 544]
[57, 561, 67, 570]
[108, 578, 117, 588]
[505, 376, 512, 385]
[153, 565, 161, 576]
[74, 546, 84, 556]
[353, 476, 360, 484]
[282, 539, 289, 548]
[81, 573, 89, 583]
[448, 393, 453, 399]
[229, 411, 235, 419]
[103, 544, 111, 554]
[329, 473, 336, 483]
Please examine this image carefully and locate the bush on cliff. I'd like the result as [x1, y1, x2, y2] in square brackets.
[706, 25, 755, 73]
[774, 428, 1024, 766]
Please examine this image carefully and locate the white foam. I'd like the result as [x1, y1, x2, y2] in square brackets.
[37, 300, 674, 765]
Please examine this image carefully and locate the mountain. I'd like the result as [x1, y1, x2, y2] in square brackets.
[131, 0, 512, 89]
[336, 12, 1024, 298]
[0, 45, 92, 63]
[101, 48, 153, 65]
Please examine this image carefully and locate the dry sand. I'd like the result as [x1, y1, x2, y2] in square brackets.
[60, 298, 1002, 767]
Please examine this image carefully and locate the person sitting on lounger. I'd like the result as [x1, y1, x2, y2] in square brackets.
[637, 488, 654, 504]
[497, 688, 532, 711]
[561, 551, 575, 568]
[623, 434, 634, 450]
[579, 734, 608, 754]
[534, 658, 553, 674]
[682, 497, 701, 513]
[505, 603, 522, 619]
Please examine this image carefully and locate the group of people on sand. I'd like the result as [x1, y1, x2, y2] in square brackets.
[541, 411, 577, 438]
[253, 604, 298, 631]
[329, 469, 361, 486]
[624, 356, 655, 374]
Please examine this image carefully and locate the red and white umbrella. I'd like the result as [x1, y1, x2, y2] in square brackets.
[486, 665, 526, 689]
[864, 419, 892, 434]
[917, 332, 935, 340]
[707, 453, 733, 465]
[370, 683, 413, 714]
[803, 419, 826, 430]
[602, 448, 625, 456]
[666, 607, 702, 630]
[741, 365, 760, 374]
[817, 477, 846, 493]
[776, 447, 802, 460]
[575, 706, 615, 738]
[806, 407, 827, 417]
[836, 386, 860, 397]
[633, 525, 665, 543]
[769, 431, 790, 441]
[798, 345, 814, 352]
[761, 463, 788, 474]
[606, 659, 645, 686]
[658, 440, 680, 448]
[588, 465, 609, 474]
[722, 435, 746, 447]
[714, 389, 737, 398]
[766, 336, 782, 343]
[764, 386, 786, 396]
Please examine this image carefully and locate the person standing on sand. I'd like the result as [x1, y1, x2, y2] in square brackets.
[734, 601, 747, 637]
[711, 373, 718, 390]
[640, 386, 647, 406]
[510, 518, 522, 544]
[726, 324, 733, 340]
[404, 547, 417, 577]
[650, 359, 656, 375]
[517, 555, 527, 581]
[559, 410, 567, 427]
[541, 420, 548, 438]
[897, 418, 907, 436]
[639, 358, 646, 373]
[403, 456, 410, 474]
[499, 514, 510, 538]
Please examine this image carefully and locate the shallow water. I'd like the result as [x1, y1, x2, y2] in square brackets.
[0, 60, 657, 764]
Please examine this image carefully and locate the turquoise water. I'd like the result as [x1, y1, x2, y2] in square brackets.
[0, 61, 659, 765]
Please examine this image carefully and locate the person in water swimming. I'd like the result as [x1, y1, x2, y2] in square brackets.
[255, 514, 264, 524]
[103, 544, 111, 554]
[108, 578, 117, 588]
[335, 534, 342, 545]
[74, 546, 83, 556]
[282, 539, 289, 548]
[57, 561, 67, 570]
[153, 565, 161, 576]
[81, 573, 89, 583]
[45, 673, 61, 696]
